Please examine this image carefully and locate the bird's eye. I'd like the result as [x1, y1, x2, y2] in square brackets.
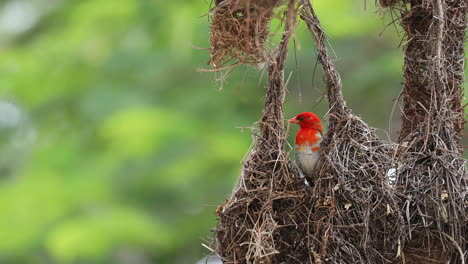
[297, 117, 305, 121]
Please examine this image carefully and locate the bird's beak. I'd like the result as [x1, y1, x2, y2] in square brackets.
[288, 117, 299, 123]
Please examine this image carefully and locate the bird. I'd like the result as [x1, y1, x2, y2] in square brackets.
[288, 112, 324, 181]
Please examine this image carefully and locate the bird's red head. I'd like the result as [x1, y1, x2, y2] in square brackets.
[288, 112, 323, 132]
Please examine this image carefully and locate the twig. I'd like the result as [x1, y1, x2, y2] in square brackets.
[433, 0, 444, 77]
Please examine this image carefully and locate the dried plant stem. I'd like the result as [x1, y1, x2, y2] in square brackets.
[433, 0, 444, 76]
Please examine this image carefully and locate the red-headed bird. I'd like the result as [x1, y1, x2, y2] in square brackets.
[288, 112, 324, 181]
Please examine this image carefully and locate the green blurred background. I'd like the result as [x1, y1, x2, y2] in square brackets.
[0, 0, 465, 263]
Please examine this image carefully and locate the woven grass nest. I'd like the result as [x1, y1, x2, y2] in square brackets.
[209, 0, 467, 263]
[209, 0, 283, 69]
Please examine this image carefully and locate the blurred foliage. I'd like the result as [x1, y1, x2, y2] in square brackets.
[0, 0, 465, 263]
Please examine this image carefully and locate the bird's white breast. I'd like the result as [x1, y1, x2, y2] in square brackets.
[295, 141, 322, 178]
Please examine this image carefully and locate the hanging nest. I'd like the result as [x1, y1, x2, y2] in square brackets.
[287, 2, 405, 262]
[209, 0, 467, 263]
[209, 0, 282, 69]
[391, 0, 468, 262]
